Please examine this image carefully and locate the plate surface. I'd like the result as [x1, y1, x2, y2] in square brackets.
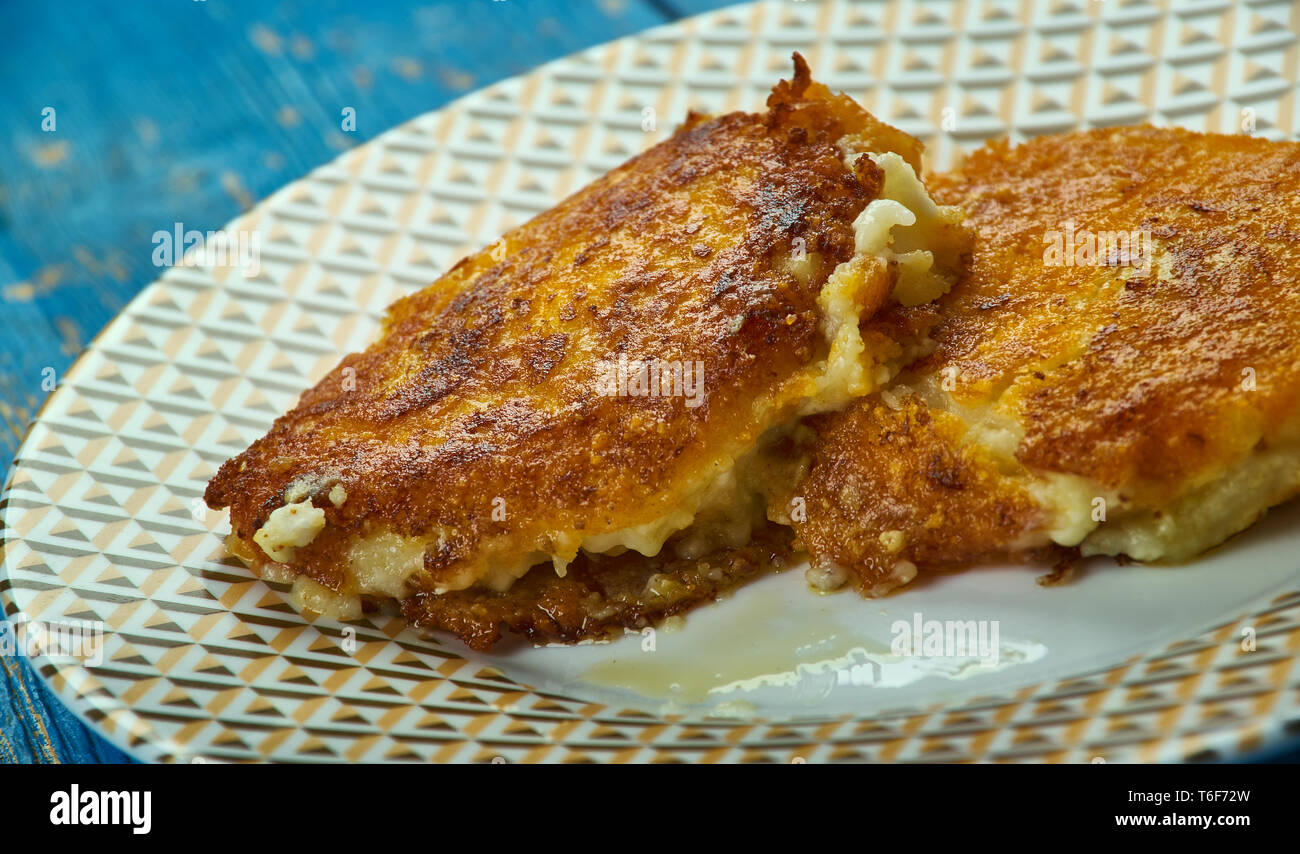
[4, 0, 1300, 763]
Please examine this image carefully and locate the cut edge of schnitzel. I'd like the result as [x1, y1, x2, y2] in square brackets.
[212, 55, 969, 629]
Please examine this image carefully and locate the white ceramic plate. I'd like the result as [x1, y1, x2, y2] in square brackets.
[4, 0, 1300, 763]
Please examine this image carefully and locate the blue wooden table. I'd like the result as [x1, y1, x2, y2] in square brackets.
[0, 0, 735, 764]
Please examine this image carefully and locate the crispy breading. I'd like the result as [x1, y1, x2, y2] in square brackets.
[205, 56, 957, 637]
[788, 126, 1300, 595]
[787, 397, 1053, 595]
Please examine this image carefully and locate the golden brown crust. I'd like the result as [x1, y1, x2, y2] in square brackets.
[792, 126, 1300, 592]
[766, 56, 925, 177]
[926, 127, 1300, 501]
[787, 397, 1049, 595]
[206, 56, 891, 599]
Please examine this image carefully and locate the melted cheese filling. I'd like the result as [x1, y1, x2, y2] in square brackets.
[1079, 438, 1300, 562]
[253, 501, 326, 563]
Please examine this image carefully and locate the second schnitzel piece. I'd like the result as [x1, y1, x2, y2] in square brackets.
[785, 126, 1300, 595]
[205, 55, 967, 641]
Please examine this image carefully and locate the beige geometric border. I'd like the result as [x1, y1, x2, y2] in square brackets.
[3, 0, 1299, 762]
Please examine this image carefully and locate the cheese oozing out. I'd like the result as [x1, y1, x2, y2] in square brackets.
[253, 500, 326, 563]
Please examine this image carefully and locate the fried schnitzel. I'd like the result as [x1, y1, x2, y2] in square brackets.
[785, 126, 1300, 595]
[205, 55, 967, 638]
